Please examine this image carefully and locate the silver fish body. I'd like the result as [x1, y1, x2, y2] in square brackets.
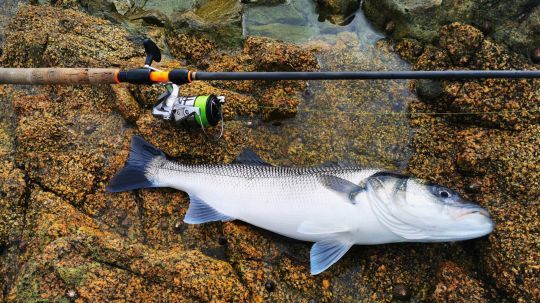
[108, 136, 495, 274]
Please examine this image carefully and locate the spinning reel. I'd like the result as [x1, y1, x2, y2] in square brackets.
[141, 39, 225, 138]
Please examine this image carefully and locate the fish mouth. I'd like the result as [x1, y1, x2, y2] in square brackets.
[456, 207, 491, 219]
[454, 205, 491, 219]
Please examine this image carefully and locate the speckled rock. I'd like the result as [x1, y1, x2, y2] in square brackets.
[432, 261, 490, 303]
[244, 36, 320, 72]
[410, 23, 540, 130]
[7, 188, 249, 302]
[402, 24, 540, 299]
[1, 5, 142, 68]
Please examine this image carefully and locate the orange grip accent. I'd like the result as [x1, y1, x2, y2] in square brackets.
[188, 71, 192, 82]
[150, 71, 170, 83]
[113, 70, 120, 84]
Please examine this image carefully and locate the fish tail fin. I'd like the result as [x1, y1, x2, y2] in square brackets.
[107, 135, 166, 192]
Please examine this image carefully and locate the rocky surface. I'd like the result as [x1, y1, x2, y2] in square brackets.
[0, 3, 538, 303]
[397, 23, 539, 302]
[313, 0, 360, 25]
[363, 0, 540, 59]
[168, 0, 244, 49]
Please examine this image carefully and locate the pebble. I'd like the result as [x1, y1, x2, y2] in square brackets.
[479, 20, 492, 34]
[466, 180, 482, 193]
[18, 240, 27, 253]
[218, 235, 227, 246]
[302, 88, 314, 100]
[531, 47, 540, 64]
[265, 279, 276, 292]
[392, 283, 410, 301]
[173, 219, 183, 233]
[385, 20, 396, 34]
[66, 289, 77, 299]
[416, 79, 444, 102]
[159, 218, 169, 230]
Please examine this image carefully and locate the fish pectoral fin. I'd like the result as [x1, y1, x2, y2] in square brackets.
[233, 149, 273, 166]
[319, 175, 365, 203]
[184, 194, 235, 224]
[297, 221, 350, 235]
[310, 239, 353, 275]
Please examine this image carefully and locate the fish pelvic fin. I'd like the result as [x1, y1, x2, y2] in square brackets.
[184, 194, 235, 224]
[310, 239, 353, 275]
[106, 135, 166, 192]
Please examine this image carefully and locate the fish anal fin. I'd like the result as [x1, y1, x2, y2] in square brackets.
[233, 149, 272, 166]
[297, 221, 350, 235]
[310, 239, 353, 275]
[184, 194, 235, 224]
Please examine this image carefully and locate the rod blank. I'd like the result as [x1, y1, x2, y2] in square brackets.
[194, 70, 540, 81]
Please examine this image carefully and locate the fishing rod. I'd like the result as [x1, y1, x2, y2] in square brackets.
[1, 39, 539, 133]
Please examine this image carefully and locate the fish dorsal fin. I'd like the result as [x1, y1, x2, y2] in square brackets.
[184, 194, 235, 224]
[233, 149, 272, 166]
[310, 239, 353, 275]
[319, 175, 366, 203]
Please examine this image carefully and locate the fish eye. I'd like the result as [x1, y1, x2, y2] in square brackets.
[431, 185, 454, 200]
[439, 190, 451, 198]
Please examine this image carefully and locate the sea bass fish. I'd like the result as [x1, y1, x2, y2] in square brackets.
[107, 136, 494, 275]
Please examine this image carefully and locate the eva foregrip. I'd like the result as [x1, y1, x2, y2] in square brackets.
[0, 68, 119, 84]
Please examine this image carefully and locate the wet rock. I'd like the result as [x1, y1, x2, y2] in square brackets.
[260, 86, 301, 121]
[243, 36, 319, 72]
[314, 0, 360, 25]
[362, 0, 540, 57]
[411, 23, 539, 130]
[168, 0, 243, 50]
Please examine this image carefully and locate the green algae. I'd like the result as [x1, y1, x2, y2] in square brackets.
[56, 263, 99, 286]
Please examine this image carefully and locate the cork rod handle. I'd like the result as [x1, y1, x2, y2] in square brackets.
[0, 68, 120, 85]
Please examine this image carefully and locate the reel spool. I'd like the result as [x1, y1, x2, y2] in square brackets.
[152, 84, 225, 138]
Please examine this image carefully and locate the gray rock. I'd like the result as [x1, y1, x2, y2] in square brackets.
[127, 8, 168, 27]
[112, 0, 133, 15]
[362, 0, 540, 58]
[168, 0, 243, 49]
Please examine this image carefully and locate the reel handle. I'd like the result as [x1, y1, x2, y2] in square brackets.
[143, 38, 161, 67]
